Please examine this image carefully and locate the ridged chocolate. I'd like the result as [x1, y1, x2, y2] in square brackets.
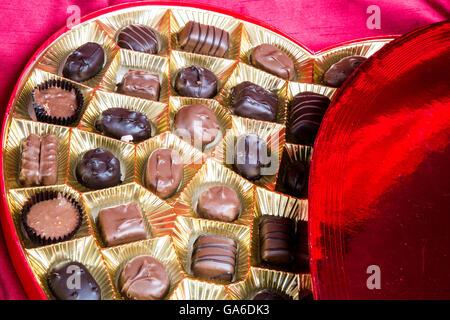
[19, 134, 41, 187]
[117, 25, 159, 54]
[259, 216, 295, 266]
[323, 55, 367, 87]
[39, 134, 58, 186]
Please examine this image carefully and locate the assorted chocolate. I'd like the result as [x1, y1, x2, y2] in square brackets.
[323, 55, 367, 87]
[250, 44, 295, 80]
[117, 25, 160, 54]
[117, 69, 160, 101]
[174, 66, 218, 98]
[196, 185, 240, 222]
[252, 289, 289, 300]
[62, 42, 105, 82]
[259, 216, 295, 267]
[279, 161, 309, 198]
[233, 134, 270, 181]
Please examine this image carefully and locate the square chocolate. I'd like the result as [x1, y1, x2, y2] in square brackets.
[117, 69, 160, 101]
[259, 216, 295, 266]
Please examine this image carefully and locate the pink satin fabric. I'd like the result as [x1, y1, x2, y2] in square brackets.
[0, 0, 448, 300]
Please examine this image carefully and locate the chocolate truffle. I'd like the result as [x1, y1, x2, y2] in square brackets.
[39, 134, 58, 186]
[119, 255, 170, 300]
[145, 148, 183, 199]
[289, 91, 330, 146]
[117, 25, 159, 54]
[33, 86, 78, 119]
[230, 81, 279, 122]
[323, 55, 367, 87]
[97, 202, 147, 247]
[48, 261, 101, 300]
[281, 162, 308, 198]
[96, 108, 152, 143]
[196, 186, 240, 222]
[178, 21, 230, 58]
[117, 69, 160, 101]
[191, 235, 237, 282]
[174, 66, 218, 98]
[76, 148, 122, 190]
[259, 216, 295, 266]
[19, 134, 41, 187]
[62, 42, 105, 82]
[174, 104, 220, 147]
[233, 134, 270, 181]
[250, 44, 295, 80]
[294, 220, 310, 273]
[252, 289, 287, 300]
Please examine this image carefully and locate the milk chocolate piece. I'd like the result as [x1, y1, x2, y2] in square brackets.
[289, 91, 330, 146]
[39, 134, 58, 186]
[174, 66, 218, 98]
[252, 289, 287, 300]
[48, 261, 101, 300]
[323, 55, 367, 87]
[117, 69, 160, 101]
[145, 148, 183, 199]
[97, 202, 147, 247]
[33, 86, 78, 119]
[191, 235, 237, 282]
[178, 21, 230, 58]
[250, 44, 295, 80]
[76, 148, 122, 190]
[96, 108, 152, 143]
[62, 42, 105, 82]
[230, 81, 279, 122]
[260, 216, 295, 266]
[281, 162, 308, 198]
[294, 220, 310, 273]
[174, 104, 220, 147]
[196, 186, 240, 222]
[19, 134, 41, 186]
[234, 134, 270, 181]
[119, 255, 170, 300]
[117, 25, 159, 54]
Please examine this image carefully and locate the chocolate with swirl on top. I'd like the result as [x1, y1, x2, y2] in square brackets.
[117, 25, 159, 54]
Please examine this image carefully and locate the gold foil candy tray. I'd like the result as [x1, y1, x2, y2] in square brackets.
[169, 278, 230, 300]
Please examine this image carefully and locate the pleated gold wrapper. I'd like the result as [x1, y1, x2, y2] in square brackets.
[25, 236, 116, 300]
[3, 118, 70, 189]
[169, 96, 232, 153]
[240, 22, 313, 83]
[78, 90, 169, 138]
[251, 187, 308, 267]
[96, 7, 171, 56]
[217, 62, 288, 124]
[313, 38, 394, 85]
[97, 49, 170, 103]
[170, 8, 243, 60]
[212, 116, 285, 190]
[172, 216, 251, 284]
[173, 158, 255, 226]
[37, 22, 119, 88]
[67, 129, 136, 192]
[100, 235, 183, 300]
[227, 267, 299, 300]
[135, 131, 205, 203]
[169, 278, 230, 300]
[297, 273, 314, 299]
[11, 68, 94, 125]
[7, 184, 91, 249]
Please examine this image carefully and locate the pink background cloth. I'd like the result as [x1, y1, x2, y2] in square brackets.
[0, 0, 448, 300]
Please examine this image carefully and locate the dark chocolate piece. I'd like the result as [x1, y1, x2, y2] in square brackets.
[289, 91, 330, 146]
[252, 289, 287, 300]
[145, 148, 183, 199]
[250, 44, 295, 80]
[48, 261, 101, 300]
[178, 21, 230, 58]
[259, 216, 295, 266]
[230, 81, 279, 122]
[323, 55, 367, 87]
[39, 134, 58, 186]
[281, 162, 308, 198]
[117, 69, 160, 101]
[191, 235, 237, 282]
[117, 25, 159, 54]
[119, 255, 170, 300]
[97, 202, 147, 247]
[96, 108, 152, 143]
[233, 134, 270, 181]
[294, 220, 310, 273]
[62, 42, 105, 82]
[174, 65, 218, 98]
[76, 148, 122, 190]
[19, 134, 41, 187]
[196, 186, 240, 222]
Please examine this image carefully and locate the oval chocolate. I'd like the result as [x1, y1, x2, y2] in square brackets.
[117, 25, 159, 54]
[62, 42, 105, 82]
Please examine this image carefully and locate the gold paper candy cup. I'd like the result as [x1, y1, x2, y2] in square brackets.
[25, 236, 116, 300]
[227, 267, 299, 300]
[173, 158, 254, 226]
[169, 278, 229, 300]
[172, 216, 251, 284]
[298, 273, 314, 299]
[101, 235, 183, 300]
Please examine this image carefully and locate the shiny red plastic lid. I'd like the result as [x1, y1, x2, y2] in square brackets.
[309, 21, 450, 299]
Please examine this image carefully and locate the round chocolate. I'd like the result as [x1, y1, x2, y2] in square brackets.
[323, 55, 367, 87]
[250, 44, 295, 80]
[196, 186, 240, 222]
[117, 25, 159, 54]
[76, 148, 121, 190]
[96, 108, 152, 143]
[252, 289, 287, 300]
[174, 66, 218, 98]
[174, 104, 220, 147]
[119, 255, 170, 300]
[48, 261, 101, 300]
[282, 162, 308, 198]
[62, 42, 105, 82]
[233, 134, 270, 180]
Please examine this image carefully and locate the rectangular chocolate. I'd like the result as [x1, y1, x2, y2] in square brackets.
[117, 69, 160, 101]
[259, 216, 295, 266]
[39, 134, 58, 186]
[19, 134, 41, 186]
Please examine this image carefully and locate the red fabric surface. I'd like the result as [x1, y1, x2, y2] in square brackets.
[0, 0, 448, 300]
